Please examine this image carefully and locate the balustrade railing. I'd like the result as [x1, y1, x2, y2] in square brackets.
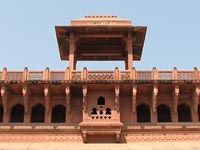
[88, 71, 114, 80]
[50, 71, 65, 81]
[137, 71, 152, 80]
[178, 71, 194, 80]
[158, 71, 173, 80]
[0, 67, 199, 82]
[28, 71, 43, 80]
[6, 71, 23, 81]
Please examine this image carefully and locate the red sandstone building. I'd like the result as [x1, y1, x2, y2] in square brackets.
[0, 15, 200, 143]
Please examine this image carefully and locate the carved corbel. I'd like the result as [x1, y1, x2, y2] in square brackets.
[1, 85, 9, 113]
[152, 85, 158, 113]
[44, 85, 50, 113]
[193, 86, 200, 113]
[22, 85, 30, 113]
[82, 85, 87, 112]
[132, 85, 137, 112]
[115, 85, 120, 112]
[173, 85, 179, 114]
[65, 86, 70, 113]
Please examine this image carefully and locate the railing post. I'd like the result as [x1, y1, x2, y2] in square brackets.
[23, 67, 28, 81]
[194, 67, 199, 81]
[132, 67, 137, 80]
[82, 67, 88, 80]
[65, 67, 70, 80]
[44, 67, 50, 81]
[173, 67, 178, 80]
[152, 67, 158, 80]
[114, 67, 119, 80]
[2, 67, 7, 81]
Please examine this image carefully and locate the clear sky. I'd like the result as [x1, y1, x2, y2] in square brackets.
[0, 0, 200, 71]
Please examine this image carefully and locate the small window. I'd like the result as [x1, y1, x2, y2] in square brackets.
[106, 108, 111, 115]
[100, 110, 103, 115]
[97, 96, 105, 105]
[91, 108, 97, 115]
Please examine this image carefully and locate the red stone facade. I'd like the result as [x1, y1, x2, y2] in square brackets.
[0, 16, 200, 143]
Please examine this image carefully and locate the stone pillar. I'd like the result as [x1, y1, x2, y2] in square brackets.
[69, 32, 76, 70]
[132, 85, 137, 123]
[44, 85, 50, 123]
[126, 32, 133, 70]
[22, 85, 30, 123]
[151, 85, 158, 124]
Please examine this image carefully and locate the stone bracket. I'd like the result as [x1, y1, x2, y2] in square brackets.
[132, 85, 137, 112]
[22, 84, 30, 113]
[152, 84, 158, 113]
[0, 85, 10, 113]
[82, 85, 87, 112]
[173, 85, 179, 114]
[193, 85, 200, 113]
[115, 85, 120, 112]
[65, 85, 70, 113]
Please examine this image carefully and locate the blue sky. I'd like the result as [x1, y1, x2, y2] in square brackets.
[0, 0, 200, 70]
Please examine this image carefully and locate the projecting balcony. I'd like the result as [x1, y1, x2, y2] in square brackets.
[0, 67, 199, 83]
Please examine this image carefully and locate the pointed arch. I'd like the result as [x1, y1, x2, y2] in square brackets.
[178, 103, 192, 122]
[51, 105, 66, 123]
[97, 96, 105, 105]
[10, 104, 24, 123]
[31, 104, 45, 123]
[137, 103, 151, 122]
[157, 104, 171, 122]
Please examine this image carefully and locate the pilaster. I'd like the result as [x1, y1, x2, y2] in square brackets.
[172, 84, 179, 122]
[44, 85, 51, 123]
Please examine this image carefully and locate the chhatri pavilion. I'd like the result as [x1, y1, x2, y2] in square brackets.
[0, 15, 200, 143]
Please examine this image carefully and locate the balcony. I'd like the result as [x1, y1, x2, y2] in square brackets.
[0, 67, 199, 83]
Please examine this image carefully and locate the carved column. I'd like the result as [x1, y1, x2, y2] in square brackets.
[193, 86, 200, 122]
[115, 85, 120, 112]
[44, 85, 50, 123]
[22, 85, 30, 123]
[1, 85, 9, 123]
[69, 32, 76, 70]
[151, 84, 158, 123]
[82, 85, 87, 112]
[172, 85, 179, 122]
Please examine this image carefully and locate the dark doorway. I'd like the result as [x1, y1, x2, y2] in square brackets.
[97, 96, 105, 105]
[0, 105, 3, 122]
[137, 103, 151, 122]
[157, 104, 171, 122]
[178, 104, 192, 122]
[10, 104, 24, 123]
[51, 105, 66, 123]
[31, 104, 45, 123]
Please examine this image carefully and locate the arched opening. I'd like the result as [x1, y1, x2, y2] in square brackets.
[51, 105, 66, 123]
[97, 96, 105, 105]
[157, 104, 171, 122]
[0, 104, 3, 122]
[91, 108, 97, 115]
[178, 104, 192, 122]
[105, 108, 111, 115]
[137, 103, 151, 122]
[10, 104, 24, 123]
[31, 104, 45, 123]
[198, 105, 200, 121]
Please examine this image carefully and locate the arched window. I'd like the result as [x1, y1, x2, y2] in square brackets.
[10, 104, 24, 123]
[51, 105, 66, 123]
[137, 103, 151, 122]
[91, 108, 97, 115]
[105, 108, 111, 115]
[31, 104, 45, 123]
[157, 104, 171, 122]
[178, 104, 192, 122]
[0, 104, 3, 122]
[97, 96, 105, 105]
